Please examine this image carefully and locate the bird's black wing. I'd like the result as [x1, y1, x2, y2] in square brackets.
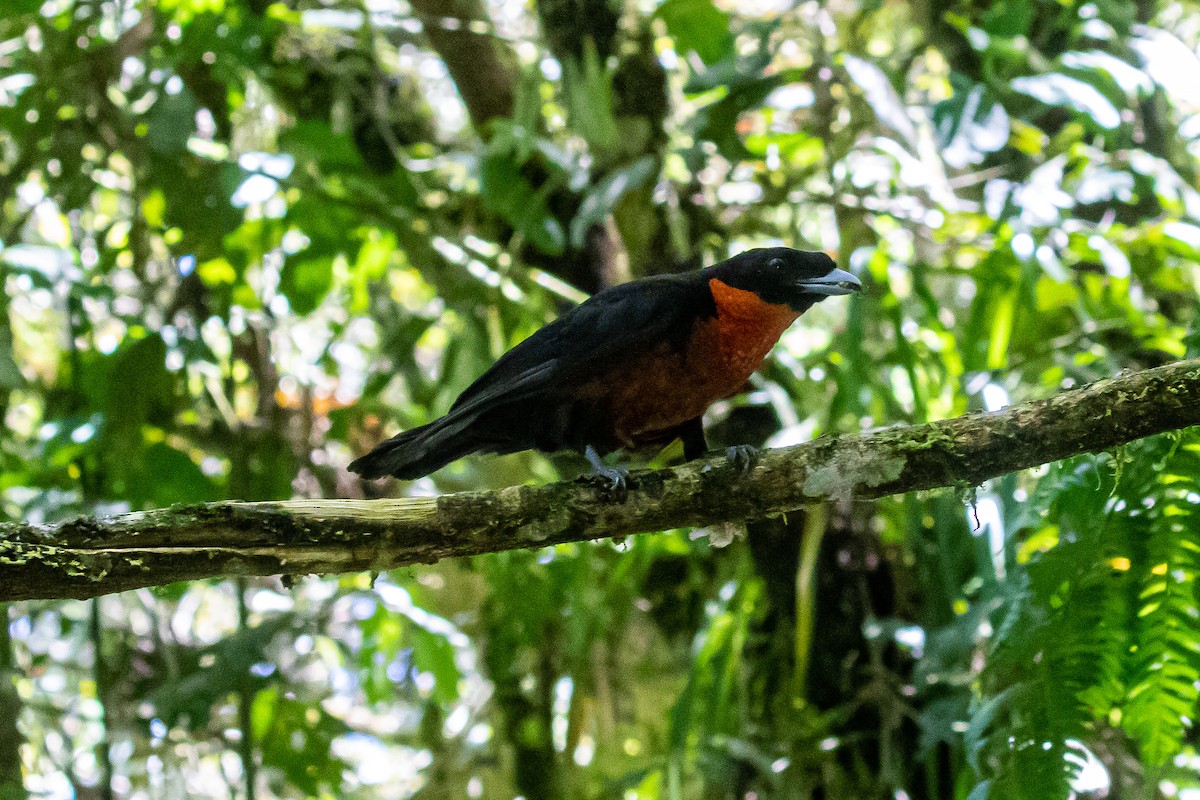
[347, 272, 714, 479]
[447, 272, 712, 418]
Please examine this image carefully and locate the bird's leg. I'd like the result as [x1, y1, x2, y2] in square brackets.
[679, 417, 708, 462]
[585, 444, 629, 492]
[678, 416, 757, 475]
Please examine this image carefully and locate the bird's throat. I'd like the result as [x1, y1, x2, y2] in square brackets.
[708, 278, 801, 377]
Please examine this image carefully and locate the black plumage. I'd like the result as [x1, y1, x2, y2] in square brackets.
[349, 248, 859, 481]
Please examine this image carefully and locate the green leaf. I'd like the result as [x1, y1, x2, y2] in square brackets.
[279, 120, 366, 172]
[409, 625, 461, 706]
[933, 75, 1009, 168]
[3, 0, 42, 13]
[279, 254, 335, 315]
[0, 320, 22, 390]
[966, 780, 992, 800]
[965, 686, 1013, 772]
[986, 289, 1015, 370]
[693, 77, 780, 160]
[570, 156, 657, 248]
[982, 0, 1032, 38]
[350, 233, 395, 313]
[99, 334, 175, 461]
[126, 441, 217, 507]
[251, 687, 353, 794]
[562, 38, 619, 153]
[1060, 51, 1153, 98]
[1011, 73, 1120, 130]
[154, 613, 293, 729]
[654, 0, 734, 66]
[480, 151, 566, 255]
[843, 55, 916, 146]
[146, 88, 199, 153]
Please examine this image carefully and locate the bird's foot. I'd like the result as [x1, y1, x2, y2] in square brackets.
[585, 445, 630, 495]
[725, 444, 760, 477]
[593, 463, 630, 493]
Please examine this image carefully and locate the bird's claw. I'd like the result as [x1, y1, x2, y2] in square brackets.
[585, 445, 629, 497]
[725, 444, 760, 477]
[593, 463, 629, 494]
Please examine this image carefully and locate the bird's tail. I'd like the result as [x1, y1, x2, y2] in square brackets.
[348, 416, 482, 480]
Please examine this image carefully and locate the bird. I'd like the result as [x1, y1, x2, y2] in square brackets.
[348, 247, 861, 487]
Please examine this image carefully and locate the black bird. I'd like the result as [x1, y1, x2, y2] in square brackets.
[349, 247, 860, 485]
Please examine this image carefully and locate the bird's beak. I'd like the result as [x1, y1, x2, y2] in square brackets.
[796, 267, 862, 296]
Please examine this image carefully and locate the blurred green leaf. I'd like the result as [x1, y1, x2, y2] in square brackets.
[94, 334, 176, 467]
[252, 687, 353, 795]
[126, 441, 217, 507]
[480, 151, 566, 255]
[1060, 50, 1152, 98]
[3, 0, 41, 13]
[0, 322, 21, 390]
[693, 77, 779, 160]
[280, 120, 366, 173]
[982, 0, 1032, 37]
[146, 88, 199, 153]
[934, 76, 1009, 167]
[654, 0, 734, 66]
[154, 612, 293, 729]
[570, 156, 657, 248]
[280, 254, 335, 315]
[1011, 73, 1121, 129]
[843, 54, 917, 146]
[562, 39, 619, 153]
[409, 625, 460, 706]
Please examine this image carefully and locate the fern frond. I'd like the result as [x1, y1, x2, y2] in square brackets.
[965, 436, 1198, 798]
[1120, 437, 1200, 766]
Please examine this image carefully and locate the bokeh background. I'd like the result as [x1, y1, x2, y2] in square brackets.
[2, 0, 1200, 797]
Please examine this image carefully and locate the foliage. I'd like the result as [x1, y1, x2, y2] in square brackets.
[1, 0, 1200, 798]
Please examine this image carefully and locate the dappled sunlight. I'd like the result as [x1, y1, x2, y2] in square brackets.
[1, 0, 1200, 797]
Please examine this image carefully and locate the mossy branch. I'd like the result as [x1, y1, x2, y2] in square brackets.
[3, 359, 1200, 602]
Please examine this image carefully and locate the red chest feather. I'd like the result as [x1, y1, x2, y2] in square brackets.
[577, 278, 799, 449]
[707, 278, 800, 376]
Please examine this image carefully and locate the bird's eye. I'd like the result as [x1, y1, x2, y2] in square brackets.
[768, 257, 783, 270]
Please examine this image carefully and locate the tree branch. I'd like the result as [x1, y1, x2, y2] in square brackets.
[4, 360, 1200, 602]
[408, 0, 517, 132]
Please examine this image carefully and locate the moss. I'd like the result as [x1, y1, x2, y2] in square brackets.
[903, 426, 959, 452]
[0, 536, 114, 582]
[0, 538, 42, 566]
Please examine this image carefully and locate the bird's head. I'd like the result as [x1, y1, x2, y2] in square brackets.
[711, 247, 862, 313]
